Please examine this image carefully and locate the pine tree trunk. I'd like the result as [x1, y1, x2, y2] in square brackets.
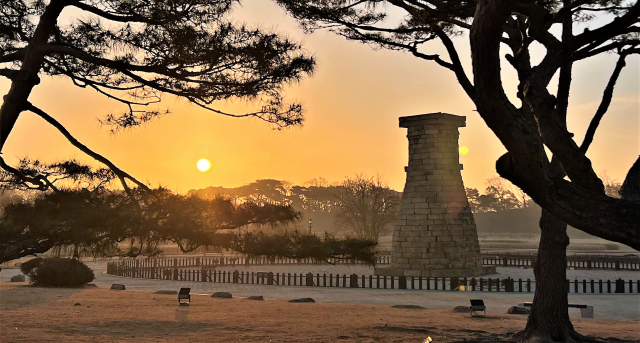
[516, 210, 584, 342]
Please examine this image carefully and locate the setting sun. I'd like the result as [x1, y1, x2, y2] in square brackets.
[459, 146, 469, 155]
[197, 159, 211, 172]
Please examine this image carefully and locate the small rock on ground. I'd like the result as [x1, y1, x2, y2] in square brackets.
[453, 306, 471, 313]
[211, 292, 232, 299]
[10, 275, 25, 282]
[507, 306, 530, 315]
[74, 303, 81, 306]
[85, 283, 97, 288]
[247, 296, 264, 301]
[392, 305, 425, 310]
[289, 298, 315, 303]
[154, 290, 178, 294]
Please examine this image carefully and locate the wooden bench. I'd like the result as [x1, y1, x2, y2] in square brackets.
[517, 302, 593, 318]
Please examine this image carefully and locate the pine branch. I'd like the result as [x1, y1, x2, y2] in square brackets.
[26, 103, 150, 195]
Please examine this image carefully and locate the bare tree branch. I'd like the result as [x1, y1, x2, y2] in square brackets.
[580, 49, 639, 152]
[26, 103, 150, 194]
[71, 2, 166, 24]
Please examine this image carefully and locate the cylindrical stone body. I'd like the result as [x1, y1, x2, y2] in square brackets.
[387, 113, 484, 278]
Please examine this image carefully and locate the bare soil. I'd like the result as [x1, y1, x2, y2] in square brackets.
[1, 282, 638, 342]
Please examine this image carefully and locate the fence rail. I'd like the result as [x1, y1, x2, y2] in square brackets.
[106, 262, 639, 294]
[105, 255, 391, 269]
[481, 253, 640, 271]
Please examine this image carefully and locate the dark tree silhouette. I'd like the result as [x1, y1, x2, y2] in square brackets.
[621, 156, 640, 201]
[274, 0, 639, 340]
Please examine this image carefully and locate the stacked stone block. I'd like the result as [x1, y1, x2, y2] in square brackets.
[376, 113, 486, 278]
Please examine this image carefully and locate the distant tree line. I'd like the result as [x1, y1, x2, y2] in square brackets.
[466, 174, 622, 214]
[189, 175, 401, 241]
[190, 172, 623, 224]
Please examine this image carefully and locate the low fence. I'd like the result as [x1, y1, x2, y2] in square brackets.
[107, 255, 391, 270]
[481, 253, 640, 271]
[105, 253, 639, 271]
[106, 262, 639, 294]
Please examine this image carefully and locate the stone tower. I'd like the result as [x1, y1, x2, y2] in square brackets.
[376, 113, 488, 278]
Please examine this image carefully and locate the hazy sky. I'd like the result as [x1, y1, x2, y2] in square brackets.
[1, 1, 638, 193]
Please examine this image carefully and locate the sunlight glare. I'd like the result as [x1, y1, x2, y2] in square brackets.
[459, 146, 469, 155]
[197, 159, 211, 172]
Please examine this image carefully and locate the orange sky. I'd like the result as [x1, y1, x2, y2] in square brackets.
[1, 0, 638, 193]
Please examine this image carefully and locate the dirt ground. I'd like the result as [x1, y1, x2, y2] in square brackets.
[1, 282, 638, 342]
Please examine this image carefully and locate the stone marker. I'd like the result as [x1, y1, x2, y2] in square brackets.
[391, 305, 425, 309]
[289, 298, 315, 303]
[507, 306, 530, 315]
[376, 113, 490, 278]
[10, 275, 25, 282]
[211, 292, 232, 299]
[247, 295, 264, 301]
[110, 284, 125, 290]
[453, 305, 471, 313]
[154, 290, 178, 294]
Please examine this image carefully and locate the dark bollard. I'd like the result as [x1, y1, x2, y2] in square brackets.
[267, 272, 274, 285]
[306, 272, 314, 286]
[350, 274, 359, 288]
[233, 270, 239, 283]
[398, 275, 407, 289]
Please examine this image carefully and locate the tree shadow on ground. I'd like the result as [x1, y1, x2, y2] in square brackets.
[0, 285, 82, 311]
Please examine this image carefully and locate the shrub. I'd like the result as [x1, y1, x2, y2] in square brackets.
[26, 257, 94, 287]
[20, 257, 43, 275]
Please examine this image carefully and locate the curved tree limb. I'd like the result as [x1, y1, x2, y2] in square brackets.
[433, 30, 475, 100]
[72, 2, 167, 24]
[0, 0, 70, 151]
[580, 49, 638, 152]
[0, 49, 25, 63]
[0, 156, 60, 192]
[0, 69, 21, 80]
[570, 2, 640, 52]
[26, 103, 150, 194]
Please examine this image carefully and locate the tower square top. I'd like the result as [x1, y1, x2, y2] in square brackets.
[399, 112, 466, 128]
